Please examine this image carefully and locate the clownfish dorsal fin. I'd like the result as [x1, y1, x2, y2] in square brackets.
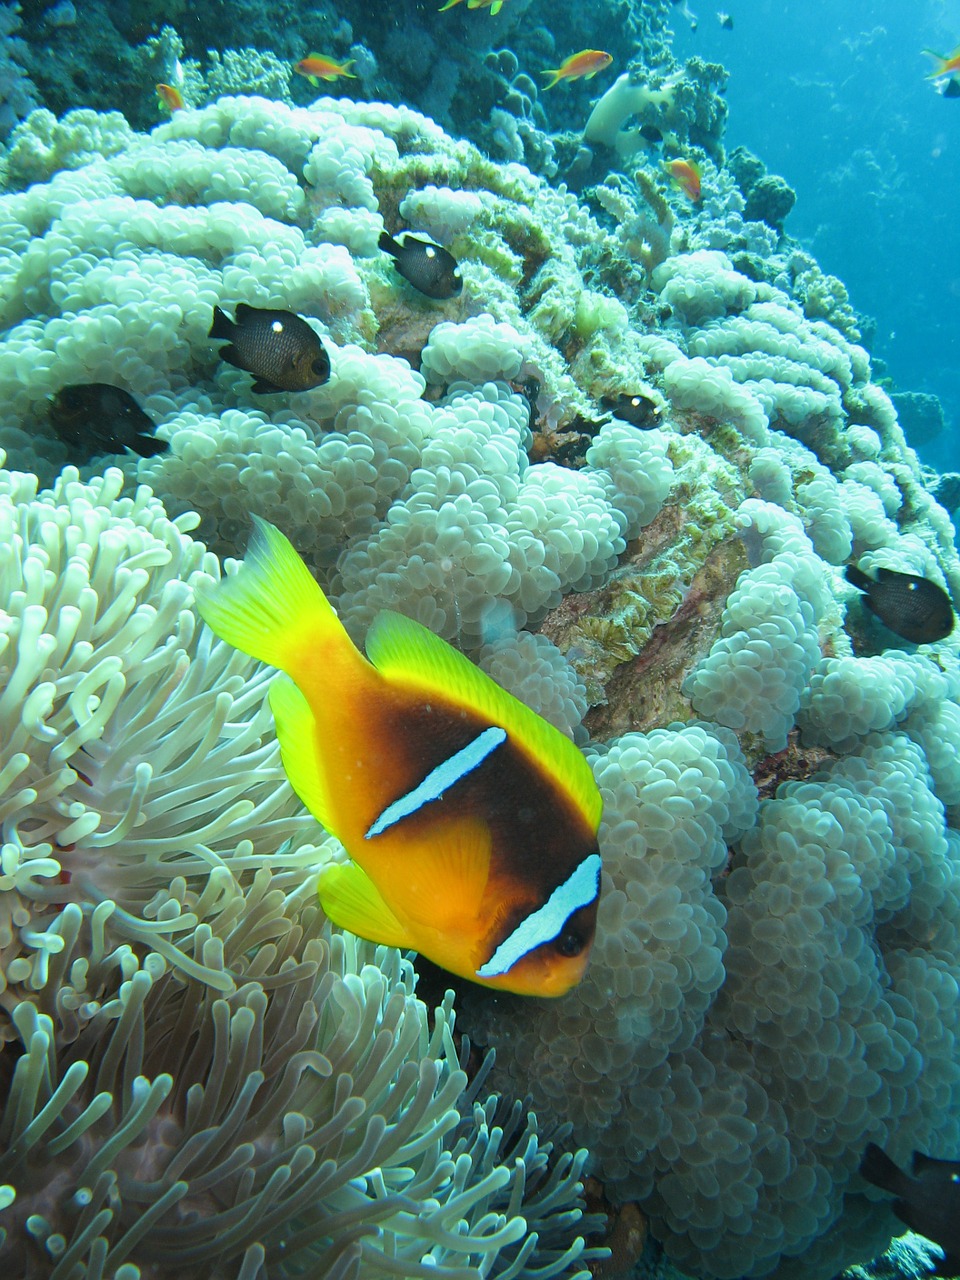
[365, 610, 602, 832]
[269, 675, 337, 834]
[318, 861, 411, 949]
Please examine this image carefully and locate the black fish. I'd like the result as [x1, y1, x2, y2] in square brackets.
[639, 124, 664, 145]
[845, 564, 955, 645]
[860, 1143, 960, 1277]
[378, 230, 463, 300]
[941, 78, 960, 99]
[49, 383, 167, 458]
[600, 391, 662, 429]
[209, 305, 330, 393]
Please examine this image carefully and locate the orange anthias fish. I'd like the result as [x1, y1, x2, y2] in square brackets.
[665, 157, 702, 201]
[197, 519, 604, 997]
[541, 49, 614, 89]
[923, 44, 960, 78]
[156, 83, 185, 112]
[294, 53, 357, 86]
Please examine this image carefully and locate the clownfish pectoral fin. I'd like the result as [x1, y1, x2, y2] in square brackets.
[365, 610, 602, 832]
[318, 860, 411, 949]
[385, 817, 493, 931]
[269, 675, 336, 834]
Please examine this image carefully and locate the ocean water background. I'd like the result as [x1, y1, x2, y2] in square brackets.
[672, 0, 960, 477]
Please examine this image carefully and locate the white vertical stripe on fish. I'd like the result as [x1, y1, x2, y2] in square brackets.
[365, 725, 507, 839]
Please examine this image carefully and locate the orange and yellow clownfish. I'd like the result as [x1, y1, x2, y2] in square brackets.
[541, 49, 614, 89]
[294, 53, 357, 86]
[156, 82, 185, 113]
[923, 44, 960, 79]
[196, 519, 603, 997]
[665, 157, 702, 202]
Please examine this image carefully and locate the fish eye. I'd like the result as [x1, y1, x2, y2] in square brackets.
[553, 928, 584, 958]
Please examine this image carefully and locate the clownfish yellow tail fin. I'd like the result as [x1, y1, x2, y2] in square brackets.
[195, 515, 350, 682]
[197, 517, 371, 836]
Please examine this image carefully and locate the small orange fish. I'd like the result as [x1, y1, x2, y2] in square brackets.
[665, 158, 702, 202]
[156, 83, 185, 113]
[294, 53, 357, 86]
[541, 49, 613, 89]
[923, 44, 960, 78]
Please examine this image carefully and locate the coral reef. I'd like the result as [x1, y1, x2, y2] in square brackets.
[10, 1, 676, 166]
[0, 2, 37, 138]
[727, 146, 796, 235]
[0, 75, 958, 1280]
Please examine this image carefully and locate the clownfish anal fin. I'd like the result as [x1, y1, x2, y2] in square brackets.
[318, 861, 411, 950]
[270, 674, 336, 834]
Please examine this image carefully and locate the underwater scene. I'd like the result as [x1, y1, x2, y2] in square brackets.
[0, 0, 959, 1277]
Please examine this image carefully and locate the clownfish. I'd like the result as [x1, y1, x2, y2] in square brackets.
[196, 519, 603, 997]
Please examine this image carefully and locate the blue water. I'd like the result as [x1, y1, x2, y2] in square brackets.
[672, 0, 960, 475]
